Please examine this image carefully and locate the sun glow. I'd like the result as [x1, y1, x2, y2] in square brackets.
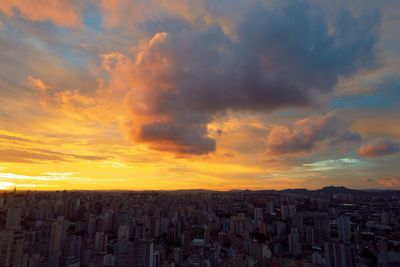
[0, 181, 14, 190]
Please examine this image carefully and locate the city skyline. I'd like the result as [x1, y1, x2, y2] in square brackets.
[0, 1, 400, 191]
[1, 186, 399, 266]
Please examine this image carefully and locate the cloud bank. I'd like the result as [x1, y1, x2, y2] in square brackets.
[0, 0, 82, 27]
[359, 138, 400, 158]
[377, 177, 400, 187]
[265, 112, 359, 154]
[99, 2, 379, 154]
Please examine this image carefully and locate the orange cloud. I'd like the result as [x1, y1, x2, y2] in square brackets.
[100, 36, 217, 155]
[359, 138, 400, 158]
[0, 0, 81, 27]
[27, 76, 49, 92]
[377, 177, 400, 187]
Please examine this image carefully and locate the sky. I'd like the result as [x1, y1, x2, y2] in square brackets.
[0, 0, 399, 191]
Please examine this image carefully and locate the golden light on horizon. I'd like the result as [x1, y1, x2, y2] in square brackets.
[0, 0, 399, 191]
[0, 181, 14, 190]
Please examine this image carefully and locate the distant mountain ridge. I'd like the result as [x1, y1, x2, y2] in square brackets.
[239, 186, 397, 195]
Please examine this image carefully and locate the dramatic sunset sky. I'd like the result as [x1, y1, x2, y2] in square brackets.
[0, 0, 399, 191]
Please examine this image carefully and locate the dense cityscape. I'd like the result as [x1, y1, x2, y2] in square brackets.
[1, 187, 400, 267]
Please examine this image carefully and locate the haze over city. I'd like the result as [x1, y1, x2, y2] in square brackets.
[0, 0, 400, 191]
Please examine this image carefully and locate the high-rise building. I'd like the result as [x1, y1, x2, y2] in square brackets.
[95, 232, 108, 254]
[288, 228, 302, 257]
[173, 247, 183, 266]
[49, 216, 68, 256]
[88, 215, 96, 237]
[192, 224, 206, 240]
[150, 216, 160, 238]
[305, 226, 315, 246]
[230, 214, 247, 236]
[266, 201, 274, 215]
[312, 251, 323, 264]
[281, 205, 296, 220]
[0, 231, 24, 267]
[291, 214, 304, 239]
[313, 213, 330, 245]
[63, 235, 82, 261]
[254, 207, 263, 221]
[324, 241, 355, 267]
[338, 216, 351, 241]
[114, 240, 133, 266]
[381, 211, 390, 225]
[6, 207, 22, 231]
[118, 225, 130, 241]
[153, 250, 161, 267]
[132, 239, 154, 267]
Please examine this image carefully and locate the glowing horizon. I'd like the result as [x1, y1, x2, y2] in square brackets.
[0, 1, 399, 191]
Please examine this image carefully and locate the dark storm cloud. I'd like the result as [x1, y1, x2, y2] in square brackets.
[139, 123, 216, 155]
[125, 1, 380, 154]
